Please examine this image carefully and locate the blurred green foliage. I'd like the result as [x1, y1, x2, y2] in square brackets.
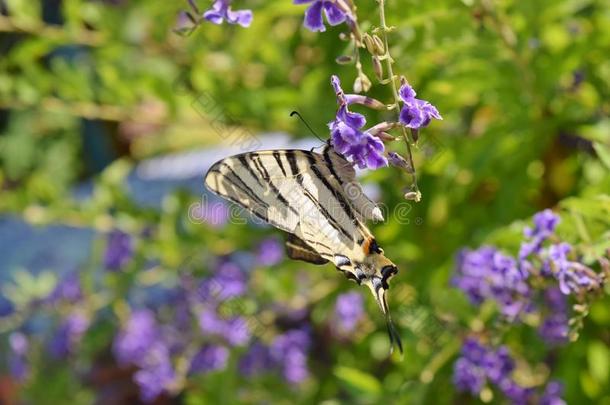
[0, 0, 609, 404]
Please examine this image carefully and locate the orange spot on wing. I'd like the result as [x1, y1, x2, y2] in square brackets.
[361, 237, 372, 255]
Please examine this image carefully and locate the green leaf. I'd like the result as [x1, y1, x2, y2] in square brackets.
[334, 366, 382, 397]
[588, 341, 610, 384]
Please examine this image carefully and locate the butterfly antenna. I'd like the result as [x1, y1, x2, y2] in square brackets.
[290, 111, 326, 144]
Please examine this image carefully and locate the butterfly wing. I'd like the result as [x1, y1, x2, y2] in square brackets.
[204, 148, 370, 262]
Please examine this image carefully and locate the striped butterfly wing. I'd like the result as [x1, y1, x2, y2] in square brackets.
[204, 147, 373, 262]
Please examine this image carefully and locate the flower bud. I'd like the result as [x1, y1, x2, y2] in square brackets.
[372, 34, 385, 55]
[354, 74, 371, 93]
[336, 55, 354, 64]
[362, 34, 376, 55]
[404, 191, 421, 201]
[372, 55, 383, 81]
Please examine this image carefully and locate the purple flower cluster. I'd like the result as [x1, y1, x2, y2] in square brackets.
[398, 84, 442, 130]
[453, 338, 564, 404]
[114, 310, 177, 402]
[203, 0, 253, 27]
[294, 0, 351, 32]
[239, 328, 312, 384]
[112, 258, 252, 402]
[333, 291, 364, 334]
[453, 246, 530, 320]
[329, 76, 388, 169]
[104, 230, 133, 271]
[452, 338, 515, 394]
[454, 209, 604, 342]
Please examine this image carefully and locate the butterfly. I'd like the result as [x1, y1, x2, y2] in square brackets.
[204, 144, 403, 353]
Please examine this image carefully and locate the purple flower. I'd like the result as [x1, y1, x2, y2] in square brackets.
[330, 76, 387, 169]
[539, 288, 569, 345]
[334, 292, 364, 333]
[547, 243, 602, 295]
[398, 84, 442, 129]
[499, 379, 535, 405]
[48, 312, 90, 359]
[204, 0, 252, 27]
[189, 344, 229, 374]
[9, 332, 29, 381]
[133, 343, 175, 403]
[198, 308, 250, 346]
[104, 230, 133, 271]
[47, 272, 82, 303]
[113, 309, 159, 366]
[453, 357, 485, 394]
[198, 261, 247, 302]
[519, 209, 560, 259]
[257, 237, 283, 266]
[271, 329, 311, 384]
[239, 342, 273, 376]
[453, 246, 530, 320]
[541, 380, 566, 405]
[453, 338, 526, 402]
[294, 0, 350, 32]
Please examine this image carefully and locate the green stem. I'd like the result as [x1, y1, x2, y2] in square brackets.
[376, 0, 420, 199]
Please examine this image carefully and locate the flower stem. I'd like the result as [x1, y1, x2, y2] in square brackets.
[376, 0, 420, 201]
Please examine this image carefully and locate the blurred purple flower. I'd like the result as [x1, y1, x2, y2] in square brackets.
[294, 0, 350, 32]
[189, 344, 229, 374]
[113, 309, 159, 366]
[198, 308, 250, 346]
[204, 0, 252, 27]
[48, 312, 89, 359]
[9, 332, 29, 381]
[547, 243, 602, 295]
[519, 209, 559, 260]
[104, 230, 133, 271]
[257, 237, 284, 266]
[499, 379, 535, 404]
[453, 338, 529, 402]
[539, 288, 569, 345]
[453, 246, 530, 319]
[198, 261, 247, 302]
[398, 84, 442, 130]
[271, 329, 311, 384]
[453, 357, 485, 394]
[133, 343, 175, 403]
[239, 342, 273, 376]
[47, 271, 82, 303]
[330, 76, 387, 169]
[334, 292, 364, 333]
[541, 380, 566, 405]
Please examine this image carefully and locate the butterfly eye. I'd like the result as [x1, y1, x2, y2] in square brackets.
[381, 265, 398, 280]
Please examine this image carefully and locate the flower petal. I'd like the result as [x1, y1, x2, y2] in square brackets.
[337, 105, 366, 129]
[226, 9, 253, 27]
[399, 83, 416, 101]
[303, 1, 325, 32]
[323, 2, 347, 26]
[203, 10, 224, 24]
